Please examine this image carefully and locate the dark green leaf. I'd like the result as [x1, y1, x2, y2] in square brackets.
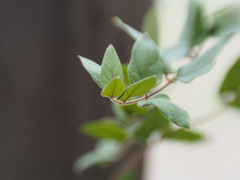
[133, 108, 170, 143]
[112, 17, 142, 40]
[78, 56, 102, 88]
[162, 129, 204, 142]
[118, 76, 157, 102]
[101, 77, 125, 98]
[142, 7, 159, 44]
[82, 120, 127, 142]
[128, 33, 163, 84]
[177, 34, 232, 83]
[100, 45, 124, 88]
[73, 140, 123, 173]
[220, 57, 240, 109]
[138, 94, 190, 128]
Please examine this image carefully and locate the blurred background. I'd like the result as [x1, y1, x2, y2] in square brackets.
[0, 0, 240, 180]
[0, 0, 151, 180]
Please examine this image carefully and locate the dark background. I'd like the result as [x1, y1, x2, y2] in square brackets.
[0, 0, 152, 179]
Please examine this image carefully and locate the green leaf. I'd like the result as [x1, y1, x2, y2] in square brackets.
[81, 120, 127, 142]
[73, 140, 123, 173]
[128, 33, 163, 84]
[133, 108, 170, 143]
[112, 17, 142, 40]
[122, 64, 131, 86]
[118, 76, 157, 102]
[138, 94, 190, 128]
[100, 45, 124, 88]
[101, 77, 125, 98]
[220, 57, 240, 109]
[179, 0, 206, 46]
[211, 4, 240, 36]
[78, 56, 102, 88]
[177, 34, 232, 83]
[162, 129, 204, 142]
[142, 7, 159, 44]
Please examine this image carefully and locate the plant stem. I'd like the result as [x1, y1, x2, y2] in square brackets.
[111, 79, 175, 105]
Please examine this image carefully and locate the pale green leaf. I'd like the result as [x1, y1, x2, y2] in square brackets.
[73, 140, 123, 173]
[81, 120, 127, 142]
[138, 94, 190, 128]
[100, 45, 124, 88]
[161, 45, 191, 62]
[177, 34, 232, 83]
[112, 17, 142, 40]
[101, 77, 125, 98]
[78, 56, 102, 88]
[128, 33, 163, 84]
[142, 7, 159, 44]
[118, 76, 157, 102]
[133, 108, 170, 143]
[220, 57, 240, 109]
[179, 0, 206, 46]
[212, 4, 240, 36]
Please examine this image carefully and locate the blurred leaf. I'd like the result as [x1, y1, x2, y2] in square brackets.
[100, 45, 124, 88]
[138, 94, 190, 128]
[142, 7, 159, 44]
[112, 17, 142, 40]
[177, 34, 232, 83]
[101, 77, 125, 98]
[133, 108, 170, 143]
[82, 120, 127, 142]
[179, 0, 207, 46]
[220, 57, 240, 109]
[118, 76, 157, 102]
[122, 64, 131, 86]
[119, 171, 136, 180]
[211, 4, 240, 36]
[73, 140, 123, 173]
[162, 129, 204, 142]
[128, 33, 163, 84]
[162, 45, 191, 62]
[78, 56, 102, 88]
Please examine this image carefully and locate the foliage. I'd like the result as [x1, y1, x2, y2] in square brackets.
[76, 0, 240, 178]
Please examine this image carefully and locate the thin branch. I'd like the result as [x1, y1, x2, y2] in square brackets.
[111, 79, 175, 105]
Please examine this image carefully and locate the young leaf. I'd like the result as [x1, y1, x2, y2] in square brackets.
[133, 108, 170, 143]
[162, 129, 204, 142]
[142, 7, 159, 44]
[112, 17, 142, 40]
[100, 45, 124, 88]
[177, 34, 232, 83]
[118, 76, 157, 102]
[81, 120, 127, 142]
[73, 140, 123, 173]
[128, 33, 163, 84]
[78, 56, 102, 88]
[220, 57, 240, 109]
[138, 94, 190, 128]
[101, 77, 125, 98]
